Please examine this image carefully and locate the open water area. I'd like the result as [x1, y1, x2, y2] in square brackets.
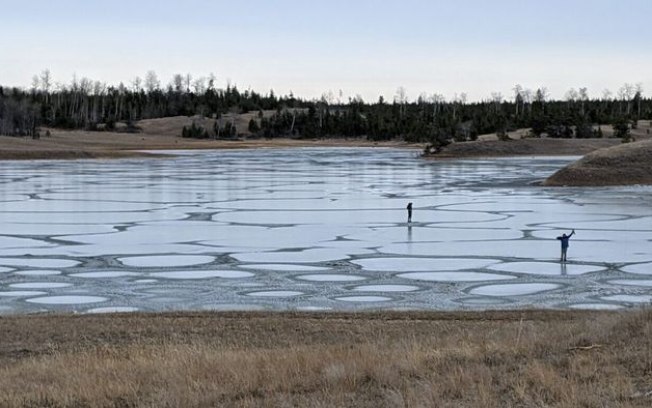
[0, 147, 650, 314]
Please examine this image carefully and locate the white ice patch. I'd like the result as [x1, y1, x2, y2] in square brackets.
[600, 295, 652, 303]
[0, 266, 13, 273]
[351, 257, 501, 272]
[0, 291, 47, 297]
[118, 255, 215, 267]
[70, 271, 141, 278]
[351, 284, 420, 292]
[14, 270, 61, 276]
[10, 282, 72, 289]
[334, 296, 392, 302]
[568, 303, 624, 310]
[85, 307, 139, 313]
[239, 264, 329, 271]
[622, 263, 652, 275]
[233, 248, 360, 263]
[398, 272, 515, 282]
[608, 280, 652, 287]
[469, 283, 560, 296]
[488, 262, 603, 276]
[294, 274, 367, 282]
[26, 295, 108, 304]
[246, 290, 304, 297]
[0, 258, 79, 268]
[149, 270, 253, 279]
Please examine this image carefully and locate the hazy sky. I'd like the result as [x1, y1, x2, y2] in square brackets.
[1, 0, 650, 101]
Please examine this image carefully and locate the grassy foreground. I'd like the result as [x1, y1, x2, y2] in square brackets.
[1, 310, 651, 407]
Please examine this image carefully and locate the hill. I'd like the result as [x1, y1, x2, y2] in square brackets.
[544, 139, 652, 186]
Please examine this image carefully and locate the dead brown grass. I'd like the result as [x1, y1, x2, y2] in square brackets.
[0, 310, 651, 407]
[431, 138, 620, 159]
[544, 139, 652, 186]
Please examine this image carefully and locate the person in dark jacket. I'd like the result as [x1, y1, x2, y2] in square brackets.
[556, 229, 575, 262]
[406, 202, 413, 224]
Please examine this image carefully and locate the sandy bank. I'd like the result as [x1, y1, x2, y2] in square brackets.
[544, 139, 652, 186]
[0, 129, 422, 160]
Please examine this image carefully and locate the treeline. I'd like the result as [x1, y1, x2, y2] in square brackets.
[1, 71, 650, 147]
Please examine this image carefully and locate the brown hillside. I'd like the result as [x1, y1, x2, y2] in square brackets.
[544, 139, 652, 186]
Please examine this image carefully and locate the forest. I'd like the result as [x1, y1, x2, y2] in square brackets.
[1, 70, 650, 149]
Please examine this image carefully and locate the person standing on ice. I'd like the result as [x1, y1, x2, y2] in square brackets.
[556, 229, 575, 262]
[406, 202, 413, 224]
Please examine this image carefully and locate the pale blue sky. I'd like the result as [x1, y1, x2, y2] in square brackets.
[1, 0, 650, 101]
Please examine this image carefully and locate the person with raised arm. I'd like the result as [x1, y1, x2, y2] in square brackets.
[556, 229, 575, 262]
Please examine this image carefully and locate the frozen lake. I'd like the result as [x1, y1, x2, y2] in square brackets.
[0, 147, 651, 313]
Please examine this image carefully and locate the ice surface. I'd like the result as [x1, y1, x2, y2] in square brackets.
[149, 270, 254, 279]
[0, 258, 79, 268]
[334, 296, 392, 302]
[398, 272, 515, 282]
[488, 262, 604, 276]
[568, 303, 624, 310]
[10, 282, 72, 289]
[239, 264, 329, 271]
[0, 291, 47, 297]
[600, 295, 652, 303]
[70, 271, 141, 278]
[246, 290, 305, 297]
[0, 267, 13, 273]
[608, 280, 652, 287]
[0, 148, 651, 313]
[469, 283, 561, 296]
[118, 255, 215, 267]
[352, 257, 501, 272]
[26, 295, 108, 304]
[294, 274, 367, 282]
[14, 270, 61, 276]
[622, 263, 652, 275]
[351, 284, 420, 292]
[85, 307, 139, 313]
[232, 248, 363, 263]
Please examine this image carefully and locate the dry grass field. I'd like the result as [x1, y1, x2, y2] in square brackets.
[0, 309, 651, 407]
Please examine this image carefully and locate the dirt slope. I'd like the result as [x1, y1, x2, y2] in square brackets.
[544, 139, 652, 186]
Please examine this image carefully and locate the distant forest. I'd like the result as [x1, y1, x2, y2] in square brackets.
[1, 70, 650, 148]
